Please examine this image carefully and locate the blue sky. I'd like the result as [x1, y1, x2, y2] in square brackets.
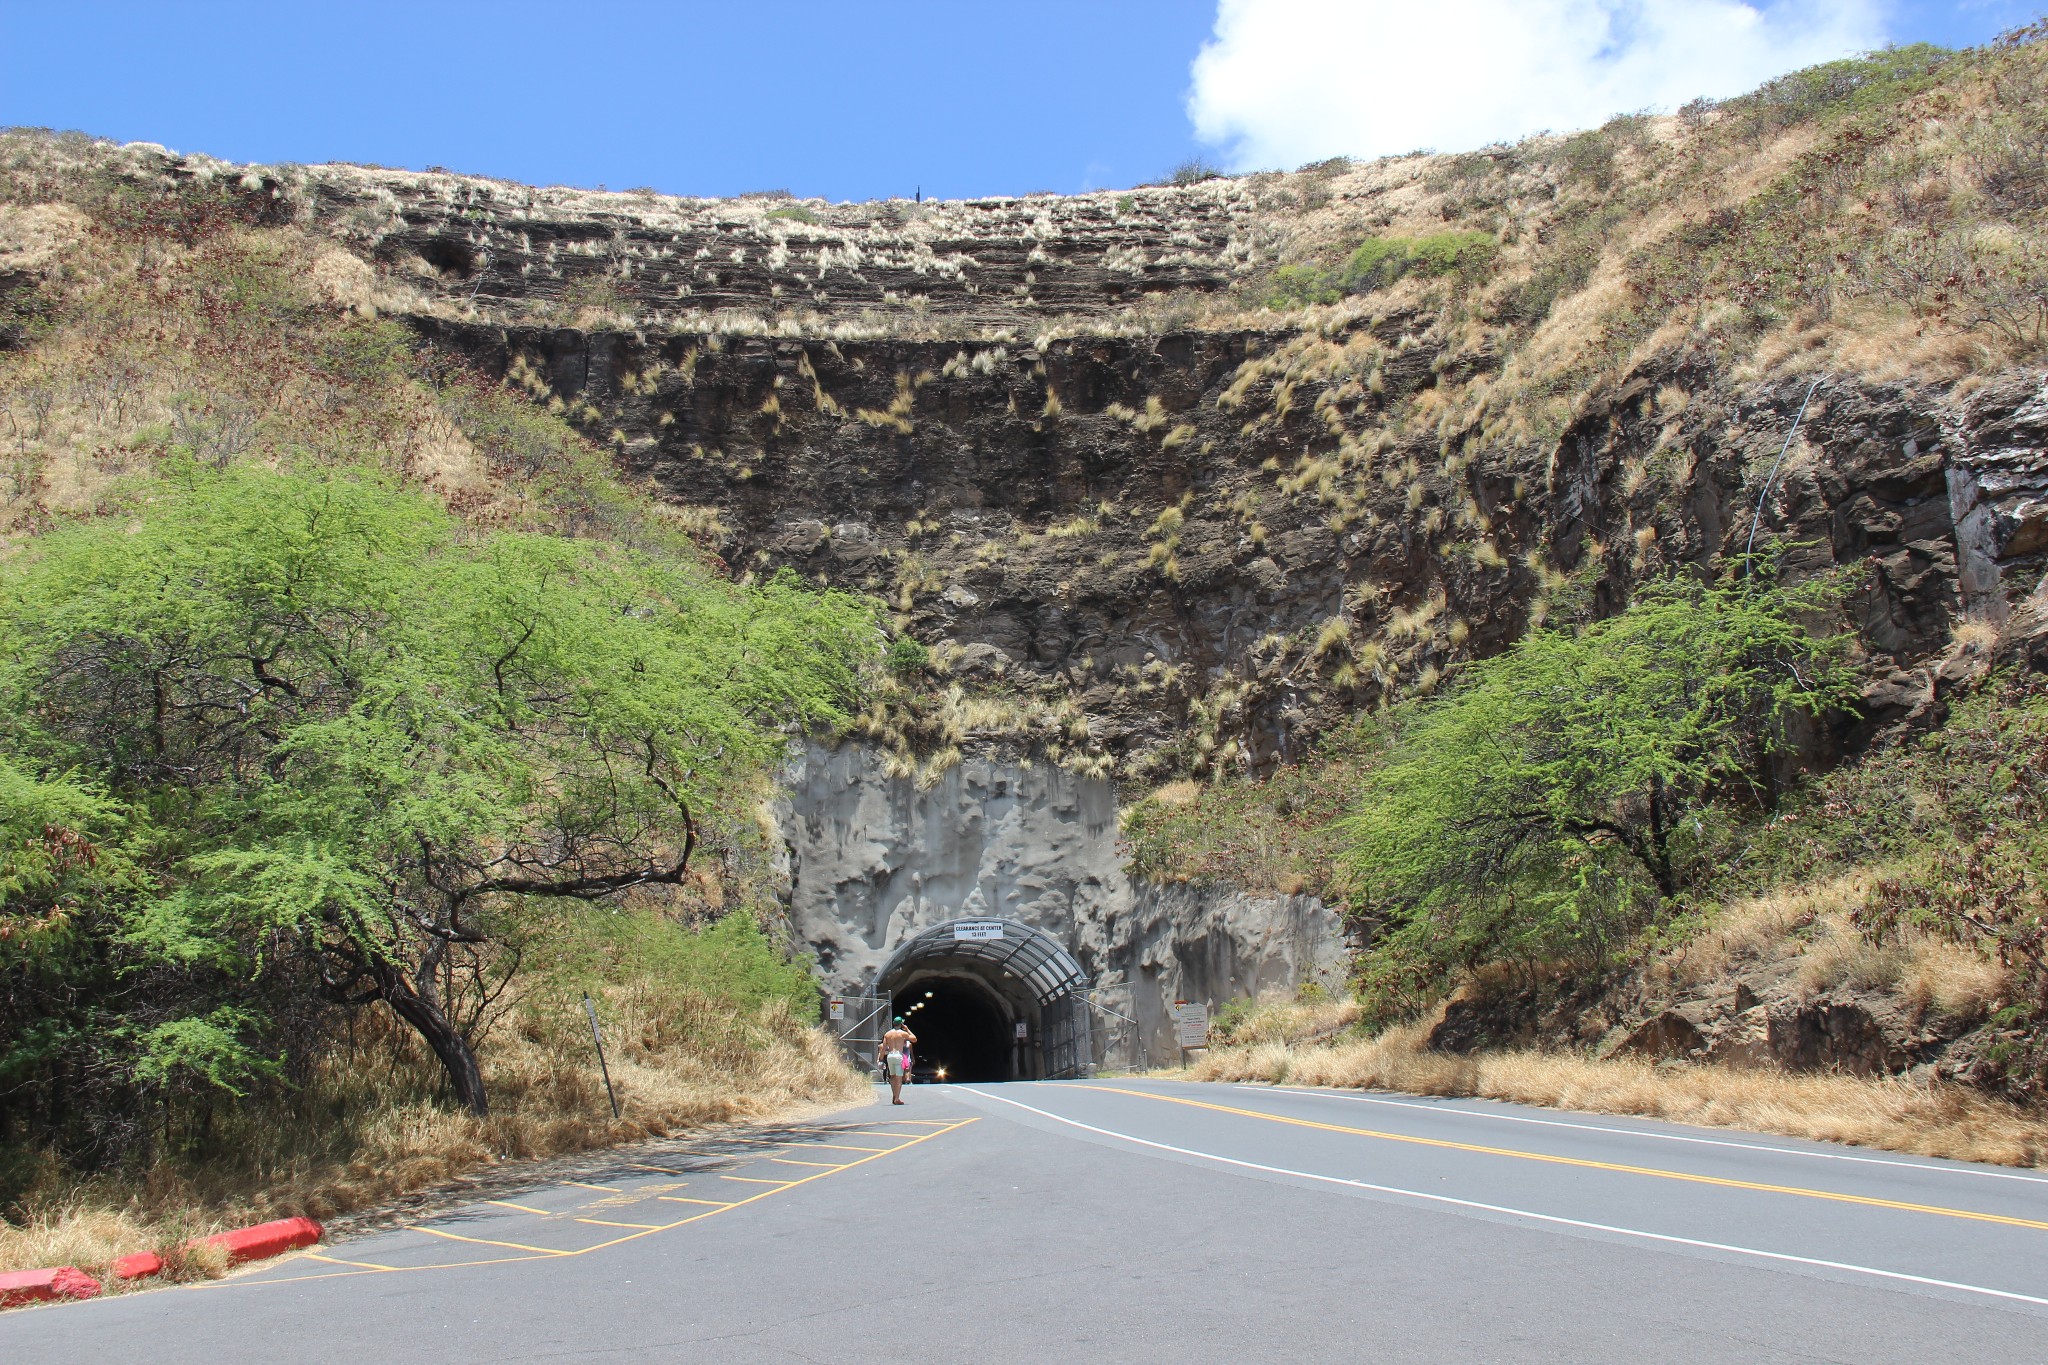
[0, 2, 2036, 201]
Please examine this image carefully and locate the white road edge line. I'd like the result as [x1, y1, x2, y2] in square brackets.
[1237, 1083, 2048, 1186]
[960, 1086, 2048, 1311]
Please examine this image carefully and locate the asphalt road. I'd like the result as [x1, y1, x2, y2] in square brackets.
[7, 1077, 2048, 1362]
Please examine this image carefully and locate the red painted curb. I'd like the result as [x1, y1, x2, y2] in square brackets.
[111, 1252, 164, 1281]
[0, 1266, 102, 1307]
[197, 1216, 322, 1265]
[1, 1216, 321, 1308]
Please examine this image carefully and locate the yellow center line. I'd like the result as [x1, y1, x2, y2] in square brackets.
[1089, 1087, 2048, 1233]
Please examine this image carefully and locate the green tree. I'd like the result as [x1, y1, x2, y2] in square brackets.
[0, 465, 878, 1114]
[1342, 570, 1856, 988]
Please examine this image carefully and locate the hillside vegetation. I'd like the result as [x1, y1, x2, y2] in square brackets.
[0, 22, 2045, 1255]
[0, 150, 882, 1273]
[1124, 28, 2048, 1149]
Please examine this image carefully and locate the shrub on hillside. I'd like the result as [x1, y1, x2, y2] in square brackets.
[1342, 569, 1856, 1015]
[1723, 42, 1952, 139]
[1267, 232, 1498, 308]
[1740, 672, 2048, 1094]
[0, 465, 877, 1149]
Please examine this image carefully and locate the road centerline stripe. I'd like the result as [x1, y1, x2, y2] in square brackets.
[962, 1087, 2048, 1310]
[1085, 1086, 2048, 1233]
[1247, 1084, 2048, 1185]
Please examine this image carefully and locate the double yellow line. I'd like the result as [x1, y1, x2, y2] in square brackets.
[1093, 1087, 2048, 1233]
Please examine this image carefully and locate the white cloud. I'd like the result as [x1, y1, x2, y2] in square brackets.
[1187, 0, 1891, 169]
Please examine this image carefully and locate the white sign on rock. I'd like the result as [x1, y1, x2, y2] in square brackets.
[952, 920, 1006, 942]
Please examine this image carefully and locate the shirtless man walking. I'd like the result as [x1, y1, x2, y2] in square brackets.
[879, 1016, 917, 1105]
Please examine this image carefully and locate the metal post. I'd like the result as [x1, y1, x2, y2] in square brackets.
[583, 993, 621, 1120]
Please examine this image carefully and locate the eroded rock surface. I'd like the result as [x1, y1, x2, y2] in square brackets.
[776, 740, 1348, 1060]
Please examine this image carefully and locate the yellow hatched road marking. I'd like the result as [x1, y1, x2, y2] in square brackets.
[769, 1157, 846, 1169]
[778, 1141, 893, 1153]
[299, 1251, 400, 1271]
[563, 1181, 620, 1193]
[189, 1117, 979, 1293]
[485, 1200, 553, 1216]
[720, 1175, 793, 1186]
[574, 1217, 663, 1230]
[1091, 1087, 2048, 1233]
[408, 1225, 573, 1256]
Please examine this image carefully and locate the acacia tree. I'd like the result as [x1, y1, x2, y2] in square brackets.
[1342, 570, 1856, 986]
[0, 466, 876, 1114]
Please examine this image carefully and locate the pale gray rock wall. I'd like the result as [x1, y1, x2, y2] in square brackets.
[775, 740, 1350, 1062]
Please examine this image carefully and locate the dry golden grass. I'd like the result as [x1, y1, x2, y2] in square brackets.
[1671, 877, 1863, 986]
[0, 998, 866, 1280]
[1952, 614, 2002, 654]
[0, 202, 88, 272]
[0, 1207, 229, 1292]
[1147, 778, 1202, 808]
[1668, 872, 2011, 1021]
[1190, 1024, 2048, 1167]
[1216, 996, 1363, 1047]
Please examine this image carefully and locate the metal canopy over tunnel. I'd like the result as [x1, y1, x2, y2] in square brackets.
[879, 918, 1088, 1006]
[874, 918, 1093, 1081]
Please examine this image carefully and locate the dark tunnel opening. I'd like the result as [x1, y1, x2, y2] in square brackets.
[899, 975, 1014, 1082]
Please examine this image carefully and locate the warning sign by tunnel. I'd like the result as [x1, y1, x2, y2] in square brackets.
[875, 917, 1092, 1082]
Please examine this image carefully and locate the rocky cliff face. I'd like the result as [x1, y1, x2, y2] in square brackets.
[295, 161, 1267, 332]
[775, 740, 1348, 1061]
[40, 136, 2044, 1024]
[39, 139, 2048, 779]
[418, 314, 2048, 776]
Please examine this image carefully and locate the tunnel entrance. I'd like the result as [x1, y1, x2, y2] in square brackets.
[875, 918, 1093, 1081]
[893, 974, 1012, 1081]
